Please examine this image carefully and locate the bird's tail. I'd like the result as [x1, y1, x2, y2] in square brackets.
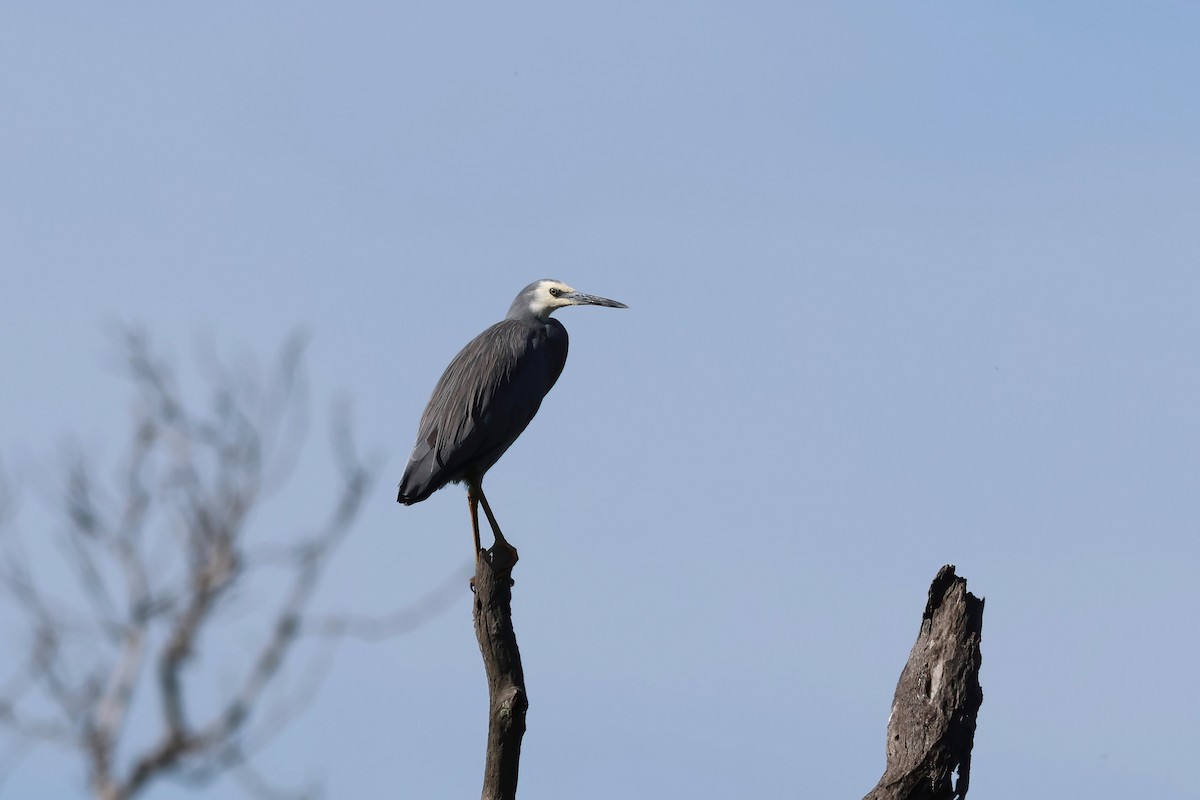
[397, 461, 438, 506]
[397, 480, 422, 505]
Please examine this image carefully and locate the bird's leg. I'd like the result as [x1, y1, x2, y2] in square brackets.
[467, 487, 483, 555]
[476, 485, 518, 565]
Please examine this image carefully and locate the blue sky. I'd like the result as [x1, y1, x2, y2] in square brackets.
[2, 3, 1199, 798]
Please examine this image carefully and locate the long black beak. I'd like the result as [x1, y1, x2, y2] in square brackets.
[566, 291, 628, 309]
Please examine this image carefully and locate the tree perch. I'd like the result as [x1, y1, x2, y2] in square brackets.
[472, 545, 526, 800]
[864, 565, 984, 800]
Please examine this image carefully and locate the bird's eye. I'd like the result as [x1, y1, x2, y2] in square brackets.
[549, 288, 561, 297]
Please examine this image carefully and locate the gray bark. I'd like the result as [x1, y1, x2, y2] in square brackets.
[472, 545, 526, 800]
[864, 565, 984, 800]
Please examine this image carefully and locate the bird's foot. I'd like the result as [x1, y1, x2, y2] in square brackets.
[488, 537, 519, 573]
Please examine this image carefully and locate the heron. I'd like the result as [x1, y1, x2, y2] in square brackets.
[397, 279, 627, 558]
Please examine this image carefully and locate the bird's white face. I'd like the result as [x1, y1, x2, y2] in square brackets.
[516, 279, 627, 320]
[527, 280, 580, 317]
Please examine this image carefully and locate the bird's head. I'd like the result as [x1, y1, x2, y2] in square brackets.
[508, 279, 628, 321]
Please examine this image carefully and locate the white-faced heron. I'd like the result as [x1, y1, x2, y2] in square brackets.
[397, 279, 627, 556]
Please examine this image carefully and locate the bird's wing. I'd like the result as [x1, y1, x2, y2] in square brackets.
[398, 319, 568, 503]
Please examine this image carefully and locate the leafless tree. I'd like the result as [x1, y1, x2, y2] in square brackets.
[0, 331, 455, 800]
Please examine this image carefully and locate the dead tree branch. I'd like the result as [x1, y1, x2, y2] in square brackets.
[864, 565, 985, 800]
[0, 331, 443, 800]
[472, 545, 526, 800]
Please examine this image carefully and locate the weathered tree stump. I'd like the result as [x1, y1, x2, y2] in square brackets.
[864, 565, 984, 800]
[472, 545, 527, 800]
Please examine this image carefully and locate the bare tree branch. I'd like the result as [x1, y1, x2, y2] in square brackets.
[0, 331, 431, 800]
[231, 758, 320, 800]
[864, 565, 985, 800]
[306, 562, 471, 641]
[473, 546, 526, 800]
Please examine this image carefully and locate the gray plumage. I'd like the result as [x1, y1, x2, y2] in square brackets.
[397, 314, 567, 504]
[397, 279, 626, 552]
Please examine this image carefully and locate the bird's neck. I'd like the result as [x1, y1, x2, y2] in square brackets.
[505, 302, 554, 323]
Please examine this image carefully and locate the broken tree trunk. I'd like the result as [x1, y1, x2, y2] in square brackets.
[864, 565, 984, 800]
[472, 545, 527, 800]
